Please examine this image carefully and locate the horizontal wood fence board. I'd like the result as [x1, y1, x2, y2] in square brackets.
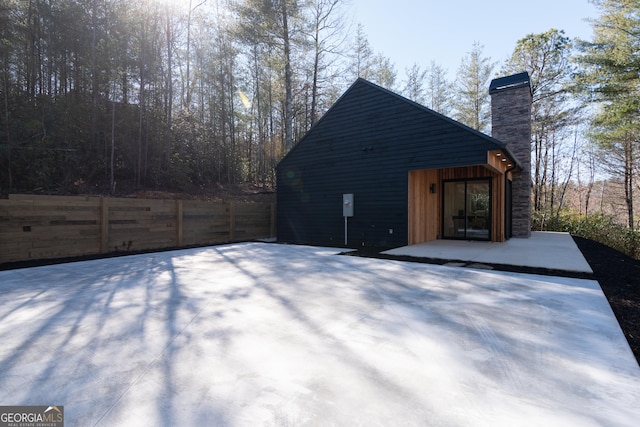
[237, 218, 270, 224]
[183, 230, 229, 238]
[183, 220, 223, 227]
[184, 212, 228, 219]
[8, 194, 101, 203]
[0, 204, 100, 213]
[236, 226, 269, 232]
[183, 228, 229, 236]
[109, 235, 176, 247]
[184, 223, 229, 231]
[49, 220, 98, 226]
[182, 230, 223, 237]
[182, 203, 228, 210]
[184, 219, 228, 225]
[0, 195, 275, 263]
[236, 219, 270, 226]
[30, 238, 98, 250]
[2, 227, 96, 238]
[183, 214, 227, 221]
[108, 227, 152, 235]
[183, 201, 228, 209]
[108, 219, 138, 225]
[0, 202, 100, 211]
[6, 198, 101, 205]
[1, 243, 99, 262]
[2, 228, 100, 240]
[236, 215, 269, 222]
[184, 221, 229, 229]
[237, 216, 269, 223]
[183, 230, 229, 239]
[107, 236, 174, 247]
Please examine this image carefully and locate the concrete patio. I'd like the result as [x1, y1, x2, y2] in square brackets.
[0, 242, 637, 426]
[383, 231, 593, 273]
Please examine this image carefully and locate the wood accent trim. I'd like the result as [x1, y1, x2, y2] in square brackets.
[487, 150, 513, 174]
[409, 165, 507, 244]
[408, 169, 439, 244]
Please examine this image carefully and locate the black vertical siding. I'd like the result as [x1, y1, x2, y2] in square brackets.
[277, 79, 508, 248]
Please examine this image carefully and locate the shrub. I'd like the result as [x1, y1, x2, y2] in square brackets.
[533, 210, 640, 260]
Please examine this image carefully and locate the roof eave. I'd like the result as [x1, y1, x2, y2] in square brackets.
[500, 144, 523, 171]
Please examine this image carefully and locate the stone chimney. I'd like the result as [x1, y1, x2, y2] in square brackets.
[489, 72, 532, 238]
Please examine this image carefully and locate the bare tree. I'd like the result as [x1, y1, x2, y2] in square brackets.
[305, 0, 346, 127]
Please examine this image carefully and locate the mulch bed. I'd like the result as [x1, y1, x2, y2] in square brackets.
[573, 236, 640, 365]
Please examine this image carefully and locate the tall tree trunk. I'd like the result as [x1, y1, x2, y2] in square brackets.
[584, 145, 596, 216]
[3, 56, 11, 190]
[185, 0, 192, 110]
[624, 137, 634, 230]
[165, 9, 173, 174]
[281, 2, 294, 151]
[550, 133, 557, 216]
[137, 19, 146, 188]
[110, 101, 115, 194]
[534, 133, 543, 212]
[26, 0, 36, 96]
[311, 25, 320, 127]
[253, 45, 265, 188]
[228, 64, 237, 183]
[91, 0, 98, 129]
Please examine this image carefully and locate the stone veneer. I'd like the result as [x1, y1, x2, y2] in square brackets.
[490, 75, 532, 238]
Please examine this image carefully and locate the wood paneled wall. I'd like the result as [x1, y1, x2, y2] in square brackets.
[408, 169, 440, 244]
[409, 165, 508, 244]
[0, 194, 275, 264]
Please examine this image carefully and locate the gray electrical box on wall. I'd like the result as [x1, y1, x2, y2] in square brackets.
[343, 193, 354, 217]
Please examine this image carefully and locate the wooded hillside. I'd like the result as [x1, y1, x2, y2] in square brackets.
[1, 0, 639, 240]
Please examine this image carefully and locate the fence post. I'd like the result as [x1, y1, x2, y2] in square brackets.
[100, 197, 109, 253]
[176, 199, 184, 247]
[229, 201, 236, 241]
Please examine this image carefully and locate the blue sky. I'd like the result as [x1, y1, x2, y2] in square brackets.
[349, 0, 598, 81]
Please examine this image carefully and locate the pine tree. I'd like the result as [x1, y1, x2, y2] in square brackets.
[576, 0, 640, 230]
[503, 29, 576, 221]
[403, 63, 427, 104]
[454, 42, 494, 133]
[425, 61, 453, 115]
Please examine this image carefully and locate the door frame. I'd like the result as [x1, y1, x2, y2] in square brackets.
[505, 177, 513, 239]
[441, 177, 492, 241]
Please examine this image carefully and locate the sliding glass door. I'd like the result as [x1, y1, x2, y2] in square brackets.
[443, 179, 491, 240]
[443, 181, 466, 239]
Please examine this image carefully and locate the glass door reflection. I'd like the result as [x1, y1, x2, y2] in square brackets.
[443, 179, 490, 240]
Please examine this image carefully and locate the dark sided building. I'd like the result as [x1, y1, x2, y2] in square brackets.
[277, 73, 532, 248]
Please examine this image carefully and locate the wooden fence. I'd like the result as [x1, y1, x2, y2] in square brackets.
[0, 194, 276, 264]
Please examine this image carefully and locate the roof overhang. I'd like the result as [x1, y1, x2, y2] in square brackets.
[486, 148, 522, 175]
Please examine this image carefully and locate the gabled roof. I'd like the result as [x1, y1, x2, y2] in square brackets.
[281, 78, 522, 170]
